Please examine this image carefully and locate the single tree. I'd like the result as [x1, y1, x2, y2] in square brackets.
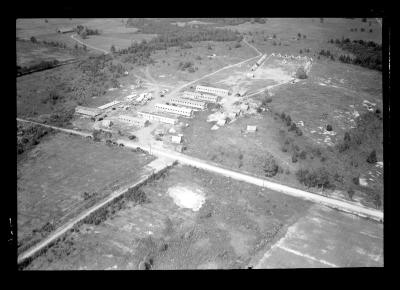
[367, 150, 377, 163]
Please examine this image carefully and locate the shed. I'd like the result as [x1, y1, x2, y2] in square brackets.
[240, 104, 249, 111]
[102, 120, 113, 128]
[217, 119, 226, 126]
[171, 135, 182, 144]
[247, 125, 257, 132]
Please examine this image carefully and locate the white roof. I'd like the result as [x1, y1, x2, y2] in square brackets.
[98, 101, 121, 110]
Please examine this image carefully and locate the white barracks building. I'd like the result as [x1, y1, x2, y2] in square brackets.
[196, 85, 230, 97]
[169, 97, 206, 110]
[182, 91, 219, 103]
[154, 103, 192, 117]
[137, 111, 178, 125]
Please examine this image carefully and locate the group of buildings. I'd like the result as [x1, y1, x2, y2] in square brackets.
[75, 84, 231, 131]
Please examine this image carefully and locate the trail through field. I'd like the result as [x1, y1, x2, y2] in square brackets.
[70, 34, 109, 54]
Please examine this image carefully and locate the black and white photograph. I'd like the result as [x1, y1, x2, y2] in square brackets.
[15, 16, 386, 270]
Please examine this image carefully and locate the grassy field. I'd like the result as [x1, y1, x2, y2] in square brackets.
[17, 132, 155, 250]
[25, 164, 311, 270]
[16, 40, 79, 67]
[17, 18, 157, 53]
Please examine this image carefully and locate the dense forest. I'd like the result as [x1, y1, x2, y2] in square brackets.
[328, 38, 382, 71]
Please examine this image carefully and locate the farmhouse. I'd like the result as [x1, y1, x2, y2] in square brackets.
[182, 91, 219, 103]
[75, 106, 102, 117]
[118, 115, 149, 127]
[56, 27, 74, 34]
[155, 104, 192, 117]
[137, 111, 178, 125]
[98, 101, 121, 110]
[196, 85, 230, 97]
[169, 97, 206, 110]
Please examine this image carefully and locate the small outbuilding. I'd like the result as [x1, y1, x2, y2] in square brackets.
[217, 119, 226, 126]
[247, 125, 257, 132]
[171, 135, 182, 144]
[102, 120, 113, 128]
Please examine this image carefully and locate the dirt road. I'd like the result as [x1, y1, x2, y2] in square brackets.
[17, 156, 175, 265]
[70, 34, 109, 54]
[165, 37, 263, 98]
[118, 139, 383, 222]
[17, 118, 383, 222]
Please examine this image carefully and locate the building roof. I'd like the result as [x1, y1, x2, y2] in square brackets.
[98, 101, 121, 110]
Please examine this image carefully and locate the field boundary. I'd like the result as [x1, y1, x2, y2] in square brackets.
[17, 157, 176, 267]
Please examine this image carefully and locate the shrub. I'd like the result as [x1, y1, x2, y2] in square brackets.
[296, 168, 332, 189]
[285, 115, 292, 126]
[367, 150, 377, 163]
[263, 155, 279, 177]
[280, 112, 286, 120]
[295, 67, 307, 79]
[289, 122, 297, 132]
[295, 128, 303, 136]
[347, 188, 355, 200]
[299, 150, 307, 160]
[344, 132, 351, 142]
[352, 176, 360, 185]
[326, 124, 333, 131]
[291, 154, 298, 163]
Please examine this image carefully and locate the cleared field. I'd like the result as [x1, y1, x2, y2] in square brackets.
[253, 204, 383, 268]
[25, 164, 312, 270]
[146, 40, 258, 87]
[17, 132, 155, 246]
[17, 18, 156, 52]
[17, 40, 78, 67]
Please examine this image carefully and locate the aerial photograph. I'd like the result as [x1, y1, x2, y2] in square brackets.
[16, 18, 384, 270]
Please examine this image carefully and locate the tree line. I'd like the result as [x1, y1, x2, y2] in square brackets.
[324, 38, 382, 71]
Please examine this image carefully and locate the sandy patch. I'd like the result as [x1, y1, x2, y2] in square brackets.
[167, 185, 206, 211]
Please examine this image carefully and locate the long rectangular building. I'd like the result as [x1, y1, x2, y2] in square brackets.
[182, 91, 219, 103]
[75, 106, 102, 117]
[169, 97, 206, 110]
[118, 115, 149, 127]
[196, 85, 230, 97]
[98, 101, 121, 110]
[154, 103, 192, 117]
[137, 111, 178, 125]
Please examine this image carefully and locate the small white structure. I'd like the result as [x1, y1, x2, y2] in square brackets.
[196, 85, 230, 97]
[75, 106, 102, 117]
[247, 125, 257, 132]
[102, 120, 113, 128]
[169, 128, 176, 134]
[171, 135, 182, 144]
[217, 119, 226, 126]
[98, 101, 121, 110]
[211, 125, 219, 130]
[228, 112, 238, 120]
[240, 104, 249, 111]
[155, 103, 192, 117]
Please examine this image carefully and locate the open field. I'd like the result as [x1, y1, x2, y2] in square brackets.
[17, 18, 157, 53]
[24, 164, 382, 270]
[252, 204, 383, 268]
[17, 40, 78, 67]
[24, 164, 312, 270]
[17, 132, 155, 249]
